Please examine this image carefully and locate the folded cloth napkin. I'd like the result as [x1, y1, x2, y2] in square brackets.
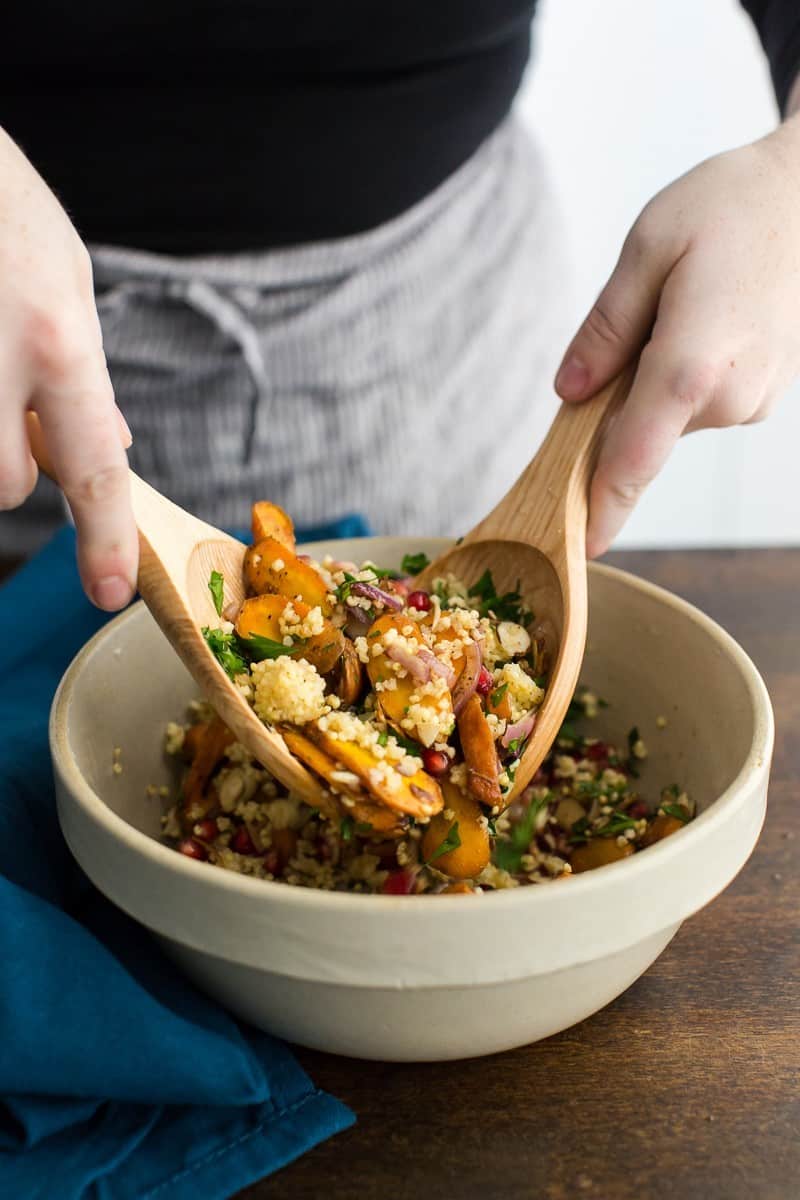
[0, 518, 368, 1200]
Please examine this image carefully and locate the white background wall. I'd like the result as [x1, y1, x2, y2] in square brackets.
[516, 0, 799, 547]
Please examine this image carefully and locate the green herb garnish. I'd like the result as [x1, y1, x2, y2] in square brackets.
[487, 817, 498, 837]
[426, 822, 461, 864]
[377, 731, 389, 746]
[339, 817, 375, 840]
[401, 552, 430, 575]
[506, 734, 529, 758]
[243, 632, 304, 661]
[433, 579, 453, 608]
[335, 566, 393, 604]
[568, 808, 639, 845]
[392, 732, 424, 757]
[490, 682, 508, 708]
[201, 627, 248, 678]
[494, 794, 550, 872]
[208, 570, 225, 617]
[660, 804, 690, 823]
[468, 569, 531, 625]
[202, 623, 299, 678]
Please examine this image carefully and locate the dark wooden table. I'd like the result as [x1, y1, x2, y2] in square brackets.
[234, 548, 800, 1200]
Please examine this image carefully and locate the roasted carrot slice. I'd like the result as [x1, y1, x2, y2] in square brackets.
[181, 716, 235, 825]
[457, 694, 502, 807]
[251, 501, 295, 552]
[307, 725, 443, 820]
[243, 537, 331, 613]
[365, 613, 454, 746]
[569, 838, 635, 873]
[640, 813, 685, 848]
[235, 594, 344, 675]
[279, 727, 404, 835]
[421, 776, 491, 879]
[181, 721, 209, 763]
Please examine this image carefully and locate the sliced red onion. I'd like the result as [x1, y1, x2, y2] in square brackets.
[350, 581, 404, 611]
[417, 648, 456, 689]
[385, 642, 430, 683]
[501, 713, 536, 749]
[450, 639, 482, 715]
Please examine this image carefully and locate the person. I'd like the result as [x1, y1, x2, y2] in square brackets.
[0, 2, 798, 611]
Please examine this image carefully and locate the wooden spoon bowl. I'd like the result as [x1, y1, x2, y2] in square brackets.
[131, 479, 325, 806]
[417, 367, 635, 803]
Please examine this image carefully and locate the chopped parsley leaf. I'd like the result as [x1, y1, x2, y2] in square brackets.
[393, 732, 423, 757]
[490, 682, 508, 708]
[243, 632, 303, 661]
[401, 552, 430, 575]
[208, 570, 225, 617]
[201, 626, 248, 679]
[467, 568, 531, 625]
[377, 731, 389, 746]
[340, 817, 355, 841]
[335, 566, 393, 604]
[493, 793, 550, 872]
[506, 733, 529, 758]
[426, 821, 461, 864]
[660, 803, 690, 823]
[487, 816, 498, 837]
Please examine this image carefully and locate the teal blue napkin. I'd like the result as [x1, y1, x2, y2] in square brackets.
[0, 520, 367, 1200]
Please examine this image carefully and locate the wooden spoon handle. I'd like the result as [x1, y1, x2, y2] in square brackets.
[463, 365, 637, 559]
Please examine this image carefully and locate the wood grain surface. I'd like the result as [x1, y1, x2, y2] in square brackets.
[233, 548, 800, 1200]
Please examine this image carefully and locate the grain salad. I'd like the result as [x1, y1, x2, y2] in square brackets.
[161, 500, 694, 893]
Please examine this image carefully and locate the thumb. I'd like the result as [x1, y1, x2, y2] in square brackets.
[555, 218, 676, 403]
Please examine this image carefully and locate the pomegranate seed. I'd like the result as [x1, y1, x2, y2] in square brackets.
[422, 748, 449, 777]
[586, 741, 609, 762]
[178, 838, 208, 862]
[193, 818, 218, 842]
[231, 827, 256, 855]
[406, 590, 431, 612]
[629, 801, 649, 820]
[476, 666, 493, 696]
[381, 868, 416, 895]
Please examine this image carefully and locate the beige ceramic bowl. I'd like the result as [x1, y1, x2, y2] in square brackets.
[51, 537, 773, 1061]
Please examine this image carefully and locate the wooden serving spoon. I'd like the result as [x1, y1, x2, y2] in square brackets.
[27, 414, 325, 807]
[416, 366, 635, 804]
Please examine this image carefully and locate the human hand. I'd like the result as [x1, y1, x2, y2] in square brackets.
[0, 127, 136, 609]
[554, 110, 800, 557]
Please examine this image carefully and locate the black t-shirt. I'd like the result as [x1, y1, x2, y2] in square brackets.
[2, 2, 798, 255]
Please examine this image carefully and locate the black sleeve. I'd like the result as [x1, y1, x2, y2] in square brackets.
[740, 1, 800, 111]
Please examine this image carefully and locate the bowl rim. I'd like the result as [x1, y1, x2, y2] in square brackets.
[50, 538, 775, 918]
